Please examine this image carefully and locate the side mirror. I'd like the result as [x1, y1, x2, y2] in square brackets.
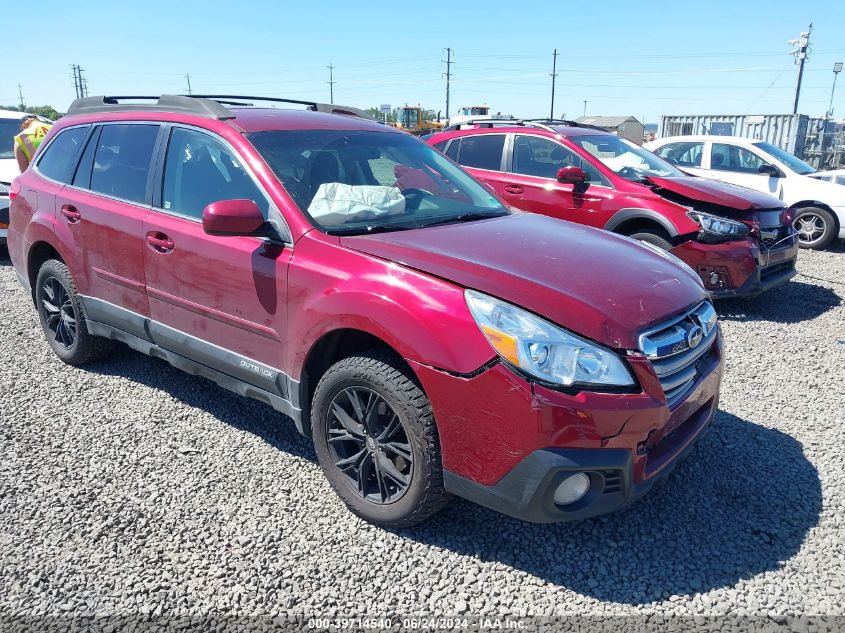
[758, 164, 782, 177]
[202, 199, 266, 237]
[557, 166, 587, 184]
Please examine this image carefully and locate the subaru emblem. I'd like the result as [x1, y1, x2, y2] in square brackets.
[686, 325, 704, 349]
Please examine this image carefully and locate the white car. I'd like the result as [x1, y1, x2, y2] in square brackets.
[645, 135, 845, 249]
[810, 169, 845, 187]
[1, 109, 53, 247]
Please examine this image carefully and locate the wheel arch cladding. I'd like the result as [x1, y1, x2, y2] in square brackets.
[605, 208, 680, 238]
[298, 328, 411, 437]
[27, 241, 64, 302]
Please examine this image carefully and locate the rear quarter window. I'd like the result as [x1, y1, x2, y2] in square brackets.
[36, 126, 89, 183]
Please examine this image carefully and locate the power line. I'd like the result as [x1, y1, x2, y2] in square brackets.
[327, 64, 336, 104]
[443, 48, 453, 122]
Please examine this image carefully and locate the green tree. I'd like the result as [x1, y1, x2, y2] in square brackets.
[1, 104, 62, 120]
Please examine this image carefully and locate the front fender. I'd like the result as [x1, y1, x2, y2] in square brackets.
[285, 235, 495, 379]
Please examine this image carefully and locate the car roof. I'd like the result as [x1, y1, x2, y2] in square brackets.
[225, 107, 391, 133]
[0, 109, 30, 120]
[435, 123, 611, 139]
[59, 96, 395, 134]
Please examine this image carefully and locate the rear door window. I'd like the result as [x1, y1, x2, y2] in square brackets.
[90, 124, 159, 204]
[36, 126, 89, 183]
[161, 127, 269, 220]
[455, 134, 505, 171]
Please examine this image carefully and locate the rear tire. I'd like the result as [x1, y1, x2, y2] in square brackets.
[35, 259, 115, 365]
[312, 350, 450, 528]
[793, 206, 836, 250]
[629, 230, 673, 251]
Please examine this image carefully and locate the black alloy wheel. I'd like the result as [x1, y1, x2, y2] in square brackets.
[326, 387, 413, 504]
[40, 276, 77, 350]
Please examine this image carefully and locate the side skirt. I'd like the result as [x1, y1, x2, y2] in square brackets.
[87, 320, 303, 431]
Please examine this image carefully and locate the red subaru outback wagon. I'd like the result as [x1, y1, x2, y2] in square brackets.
[9, 95, 723, 527]
[427, 119, 799, 299]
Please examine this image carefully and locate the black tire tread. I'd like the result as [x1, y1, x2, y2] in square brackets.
[36, 259, 115, 365]
[312, 349, 451, 528]
[629, 230, 673, 251]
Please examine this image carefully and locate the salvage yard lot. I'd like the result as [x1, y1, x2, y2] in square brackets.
[0, 245, 843, 620]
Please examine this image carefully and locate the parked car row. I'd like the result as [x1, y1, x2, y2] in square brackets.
[5, 95, 811, 529]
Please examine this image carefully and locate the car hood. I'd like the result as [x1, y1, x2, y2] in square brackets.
[647, 175, 785, 210]
[340, 214, 707, 350]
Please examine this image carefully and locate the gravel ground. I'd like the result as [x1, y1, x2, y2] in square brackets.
[0, 243, 843, 629]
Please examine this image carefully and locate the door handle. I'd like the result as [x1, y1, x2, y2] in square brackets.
[504, 185, 524, 195]
[61, 204, 81, 224]
[146, 231, 175, 253]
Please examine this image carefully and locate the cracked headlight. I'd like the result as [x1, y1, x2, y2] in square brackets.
[687, 211, 750, 237]
[465, 290, 635, 389]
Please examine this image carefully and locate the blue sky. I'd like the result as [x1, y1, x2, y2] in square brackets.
[4, 0, 844, 123]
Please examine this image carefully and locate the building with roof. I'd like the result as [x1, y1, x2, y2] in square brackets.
[575, 115, 644, 145]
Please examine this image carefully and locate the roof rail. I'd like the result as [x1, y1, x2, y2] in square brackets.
[66, 94, 375, 121]
[442, 117, 606, 133]
[442, 118, 555, 133]
[66, 95, 236, 119]
[525, 118, 607, 132]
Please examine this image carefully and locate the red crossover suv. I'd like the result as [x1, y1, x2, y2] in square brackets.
[9, 95, 724, 527]
[427, 119, 799, 299]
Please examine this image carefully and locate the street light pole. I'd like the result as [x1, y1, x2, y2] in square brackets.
[828, 62, 843, 118]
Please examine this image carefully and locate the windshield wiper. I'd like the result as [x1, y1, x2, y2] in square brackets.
[329, 223, 417, 236]
[417, 211, 506, 229]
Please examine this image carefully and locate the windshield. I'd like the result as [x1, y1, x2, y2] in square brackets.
[753, 142, 816, 175]
[0, 118, 23, 160]
[570, 134, 684, 181]
[248, 129, 507, 234]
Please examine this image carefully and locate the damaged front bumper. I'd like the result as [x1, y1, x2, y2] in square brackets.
[670, 232, 798, 299]
[408, 332, 723, 523]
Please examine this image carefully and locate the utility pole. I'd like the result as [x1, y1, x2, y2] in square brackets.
[443, 48, 453, 123]
[185, 73, 192, 95]
[327, 64, 336, 104]
[71, 64, 80, 99]
[82, 73, 88, 98]
[789, 23, 812, 114]
[583, 100, 587, 117]
[17, 84, 25, 110]
[550, 49, 558, 121]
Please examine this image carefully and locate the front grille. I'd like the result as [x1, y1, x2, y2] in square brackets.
[759, 225, 793, 250]
[760, 259, 795, 282]
[639, 302, 718, 409]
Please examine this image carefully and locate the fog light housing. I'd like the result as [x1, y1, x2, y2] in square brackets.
[553, 472, 591, 506]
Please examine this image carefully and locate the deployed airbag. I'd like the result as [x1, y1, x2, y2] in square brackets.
[308, 183, 406, 220]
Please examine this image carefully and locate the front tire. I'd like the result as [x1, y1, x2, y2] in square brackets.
[629, 230, 673, 251]
[793, 206, 836, 249]
[35, 259, 115, 365]
[312, 350, 450, 528]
